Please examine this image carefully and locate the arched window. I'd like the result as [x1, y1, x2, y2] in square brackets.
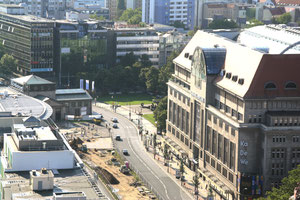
[285, 81, 297, 89]
[265, 82, 277, 90]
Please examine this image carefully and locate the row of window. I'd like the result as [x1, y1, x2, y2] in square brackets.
[248, 100, 300, 109]
[169, 124, 189, 148]
[271, 136, 300, 143]
[208, 112, 236, 137]
[168, 100, 190, 135]
[215, 99, 243, 121]
[207, 126, 236, 171]
[265, 81, 297, 90]
[169, 87, 190, 106]
[206, 154, 235, 183]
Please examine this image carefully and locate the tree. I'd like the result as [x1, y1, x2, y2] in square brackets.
[144, 66, 159, 93]
[120, 52, 136, 67]
[258, 165, 300, 200]
[273, 13, 292, 24]
[171, 20, 186, 29]
[158, 51, 178, 94]
[180, 158, 185, 184]
[153, 96, 167, 131]
[163, 143, 169, 165]
[89, 14, 106, 20]
[117, 0, 127, 18]
[193, 173, 200, 197]
[119, 8, 142, 25]
[208, 19, 238, 29]
[153, 134, 157, 159]
[246, 19, 264, 28]
[0, 54, 17, 76]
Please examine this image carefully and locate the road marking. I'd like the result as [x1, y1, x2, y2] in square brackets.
[127, 137, 171, 200]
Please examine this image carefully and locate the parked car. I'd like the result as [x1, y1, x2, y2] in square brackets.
[115, 135, 121, 141]
[175, 170, 181, 179]
[113, 123, 118, 128]
[111, 117, 118, 123]
[122, 149, 129, 155]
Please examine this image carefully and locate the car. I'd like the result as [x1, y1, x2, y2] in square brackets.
[113, 123, 118, 128]
[122, 149, 129, 155]
[115, 135, 121, 141]
[175, 170, 181, 179]
[111, 117, 118, 123]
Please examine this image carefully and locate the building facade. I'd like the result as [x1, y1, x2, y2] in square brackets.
[142, 0, 197, 29]
[0, 5, 56, 78]
[115, 26, 159, 66]
[166, 30, 300, 199]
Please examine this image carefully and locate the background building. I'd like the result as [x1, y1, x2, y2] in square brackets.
[0, 5, 56, 79]
[115, 25, 159, 66]
[166, 30, 300, 199]
[142, 0, 198, 29]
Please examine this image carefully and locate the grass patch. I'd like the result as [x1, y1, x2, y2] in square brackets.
[98, 93, 154, 106]
[143, 114, 156, 126]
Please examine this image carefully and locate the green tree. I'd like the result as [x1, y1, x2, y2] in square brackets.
[273, 13, 292, 24]
[153, 134, 157, 159]
[0, 54, 17, 75]
[119, 8, 142, 25]
[89, 14, 106, 20]
[144, 66, 159, 93]
[120, 52, 137, 67]
[158, 51, 178, 94]
[153, 96, 167, 131]
[193, 173, 200, 196]
[179, 158, 185, 184]
[259, 165, 300, 200]
[171, 20, 186, 29]
[208, 19, 238, 29]
[163, 143, 169, 165]
[246, 7, 256, 20]
[246, 19, 264, 28]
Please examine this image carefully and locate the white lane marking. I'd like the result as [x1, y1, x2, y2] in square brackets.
[126, 137, 171, 200]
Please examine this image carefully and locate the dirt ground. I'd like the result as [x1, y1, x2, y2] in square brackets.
[85, 150, 152, 200]
[60, 121, 155, 200]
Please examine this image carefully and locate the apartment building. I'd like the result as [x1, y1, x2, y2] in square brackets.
[115, 26, 159, 66]
[142, 0, 197, 29]
[166, 30, 300, 199]
[0, 5, 56, 78]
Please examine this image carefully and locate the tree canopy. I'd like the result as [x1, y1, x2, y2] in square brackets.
[153, 96, 167, 131]
[273, 13, 292, 24]
[258, 165, 300, 200]
[208, 19, 238, 29]
[246, 19, 264, 28]
[0, 54, 18, 76]
[170, 20, 186, 29]
[119, 8, 142, 25]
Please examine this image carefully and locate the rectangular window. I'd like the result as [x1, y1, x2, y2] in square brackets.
[225, 105, 230, 113]
[219, 120, 223, 128]
[217, 163, 221, 173]
[222, 168, 227, 178]
[229, 173, 234, 183]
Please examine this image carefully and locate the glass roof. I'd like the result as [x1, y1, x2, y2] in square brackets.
[202, 48, 226, 75]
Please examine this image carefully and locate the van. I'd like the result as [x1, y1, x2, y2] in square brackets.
[175, 170, 181, 179]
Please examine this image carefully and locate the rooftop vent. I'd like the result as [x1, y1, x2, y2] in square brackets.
[184, 53, 189, 58]
[238, 78, 244, 85]
[189, 55, 193, 60]
[225, 72, 232, 79]
[220, 69, 226, 77]
[232, 75, 238, 82]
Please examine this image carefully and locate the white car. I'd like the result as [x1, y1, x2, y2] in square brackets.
[113, 123, 118, 128]
[111, 117, 118, 123]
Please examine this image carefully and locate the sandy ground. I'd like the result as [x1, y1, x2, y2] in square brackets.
[60, 121, 154, 200]
[86, 150, 150, 200]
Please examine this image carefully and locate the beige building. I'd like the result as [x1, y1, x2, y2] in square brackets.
[166, 30, 300, 199]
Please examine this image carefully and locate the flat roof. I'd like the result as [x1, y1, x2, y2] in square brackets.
[0, 4, 23, 8]
[3, 168, 99, 200]
[0, 87, 52, 120]
[0, 11, 55, 23]
[56, 89, 92, 101]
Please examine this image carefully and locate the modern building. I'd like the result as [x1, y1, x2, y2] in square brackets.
[10, 75, 93, 121]
[126, 0, 142, 9]
[203, 2, 247, 27]
[56, 19, 115, 76]
[0, 5, 56, 78]
[159, 30, 191, 66]
[165, 30, 300, 199]
[107, 0, 117, 20]
[238, 25, 300, 54]
[142, 0, 198, 29]
[115, 25, 159, 66]
[71, 0, 106, 9]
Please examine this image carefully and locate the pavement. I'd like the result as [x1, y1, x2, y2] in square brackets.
[94, 102, 209, 200]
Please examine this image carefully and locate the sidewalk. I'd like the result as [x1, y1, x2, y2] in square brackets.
[95, 102, 208, 200]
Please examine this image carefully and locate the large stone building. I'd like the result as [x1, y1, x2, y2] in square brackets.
[166, 30, 300, 199]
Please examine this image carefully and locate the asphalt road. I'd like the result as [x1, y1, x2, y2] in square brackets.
[93, 105, 193, 200]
